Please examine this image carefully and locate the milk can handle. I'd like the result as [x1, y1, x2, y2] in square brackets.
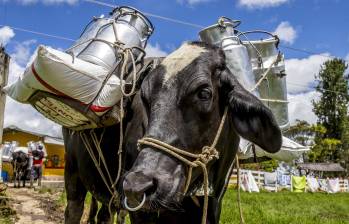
[237, 30, 280, 47]
[115, 6, 155, 36]
[217, 16, 241, 28]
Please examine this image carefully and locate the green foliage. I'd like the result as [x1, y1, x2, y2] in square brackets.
[309, 138, 341, 162]
[241, 159, 279, 172]
[259, 159, 279, 172]
[284, 120, 314, 145]
[312, 58, 349, 166]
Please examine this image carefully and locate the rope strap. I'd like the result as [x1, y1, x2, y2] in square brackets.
[78, 36, 142, 223]
[236, 155, 245, 224]
[137, 106, 228, 224]
[250, 52, 283, 92]
[260, 98, 288, 103]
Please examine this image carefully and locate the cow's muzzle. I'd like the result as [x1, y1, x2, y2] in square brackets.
[123, 171, 157, 210]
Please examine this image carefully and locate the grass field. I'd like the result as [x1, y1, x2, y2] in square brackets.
[57, 189, 349, 223]
[221, 190, 349, 224]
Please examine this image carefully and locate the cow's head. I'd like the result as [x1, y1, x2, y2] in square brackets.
[123, 42, 282, 211]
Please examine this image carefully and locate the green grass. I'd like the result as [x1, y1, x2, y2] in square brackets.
[221, 190, 349, 224]
[58, 189, 349, 224]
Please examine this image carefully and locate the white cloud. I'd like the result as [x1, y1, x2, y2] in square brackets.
[4, 38, 62, 137]
[238, 0, 289, 9]
[345, 53, 349, 62]
[145, 43, 168, 58]
[41, 0, 78, 5]
[273, 21, 297, 44]
[177, 0, 213, 5]
[0, 26, 15, 46]
[285, 53, 329, 94]
[12, 40, 37, 66]
[1, 0, 78, 5]
[4, 98, 63, 137]
[288, 91, 319, 124]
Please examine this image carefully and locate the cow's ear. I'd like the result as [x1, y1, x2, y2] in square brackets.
[219, 68, 282, 153]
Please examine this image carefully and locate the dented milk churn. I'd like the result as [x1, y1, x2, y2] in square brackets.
[67, 6, 154, 70]
[199, 17, 258, 95]
[199, 18, 289, 130]
[240, 31, 289, 129]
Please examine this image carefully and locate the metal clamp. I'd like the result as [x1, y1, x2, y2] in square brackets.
[217, 16, 241, 28]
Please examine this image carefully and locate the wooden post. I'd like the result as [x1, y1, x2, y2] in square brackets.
[258, 171, 261, 187]
[0, 46, 9, 143]
[0, 46, 10, 182]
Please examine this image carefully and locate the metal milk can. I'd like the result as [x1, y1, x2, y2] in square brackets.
[199, 17, 258, 95]
[241, 32, 289, 129]
[68, 6, 154, 70]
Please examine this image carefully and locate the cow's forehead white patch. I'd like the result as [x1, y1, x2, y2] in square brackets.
[161, 43, 208, 83]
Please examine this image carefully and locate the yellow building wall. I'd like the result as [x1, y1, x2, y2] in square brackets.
[2, 131, 65, 178]
[43, 143, 65, 176]
[3, 131, 41, 146]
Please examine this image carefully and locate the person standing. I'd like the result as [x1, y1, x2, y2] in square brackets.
[32, 144, 45, 187]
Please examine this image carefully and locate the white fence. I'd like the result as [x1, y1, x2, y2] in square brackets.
[229, 169, 349, 193]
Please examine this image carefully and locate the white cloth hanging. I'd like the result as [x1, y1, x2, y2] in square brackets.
[327, 178, 340, 193]
[307, 176, 319, 192]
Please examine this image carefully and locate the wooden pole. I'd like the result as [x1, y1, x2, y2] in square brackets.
[0, 46, 9, 142]
[0, 46, 10, 182]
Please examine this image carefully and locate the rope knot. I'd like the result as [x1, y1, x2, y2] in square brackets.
[197, 146, 219, 164]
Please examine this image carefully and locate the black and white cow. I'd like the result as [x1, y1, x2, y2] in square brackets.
[12, 151, 30, 188]
[122, 41, 282, 224]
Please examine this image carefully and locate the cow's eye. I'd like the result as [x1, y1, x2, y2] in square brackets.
[197, 88, 212, 100]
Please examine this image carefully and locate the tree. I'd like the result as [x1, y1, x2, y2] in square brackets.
[312, 58, 349, 164]
[284, 120, 314, 146]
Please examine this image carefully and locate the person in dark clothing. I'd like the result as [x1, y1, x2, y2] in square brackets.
[32, 145, 45, 186]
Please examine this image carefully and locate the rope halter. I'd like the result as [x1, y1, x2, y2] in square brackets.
[137, 106, 229, 224]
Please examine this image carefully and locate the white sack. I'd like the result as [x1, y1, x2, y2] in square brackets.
[4, 45, 123, 115]
[238, 136, 310, 162]
[13, 147, 29, 154]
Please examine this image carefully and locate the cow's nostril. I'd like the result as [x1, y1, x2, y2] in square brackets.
[144, 178, 157, 196]
[123, 172, 158, 201]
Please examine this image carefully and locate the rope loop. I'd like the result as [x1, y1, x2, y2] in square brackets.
[137, 106, 229, 224]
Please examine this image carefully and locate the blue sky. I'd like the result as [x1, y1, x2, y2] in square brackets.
[1, 0, 348, 58]
[1, 0, 349, 136]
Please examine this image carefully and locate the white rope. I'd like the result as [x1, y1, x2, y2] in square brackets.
[236, 155, 245, 224]
[250, 52, 282, 92]
[260, 98, 288, 103]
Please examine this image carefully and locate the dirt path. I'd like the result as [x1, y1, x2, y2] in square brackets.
[7, 187, 64, 224]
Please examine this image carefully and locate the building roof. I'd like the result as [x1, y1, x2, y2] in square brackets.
[3, 125, 64, 146]
[44, 136, 64, 146]
[297, 163, 345, 172]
